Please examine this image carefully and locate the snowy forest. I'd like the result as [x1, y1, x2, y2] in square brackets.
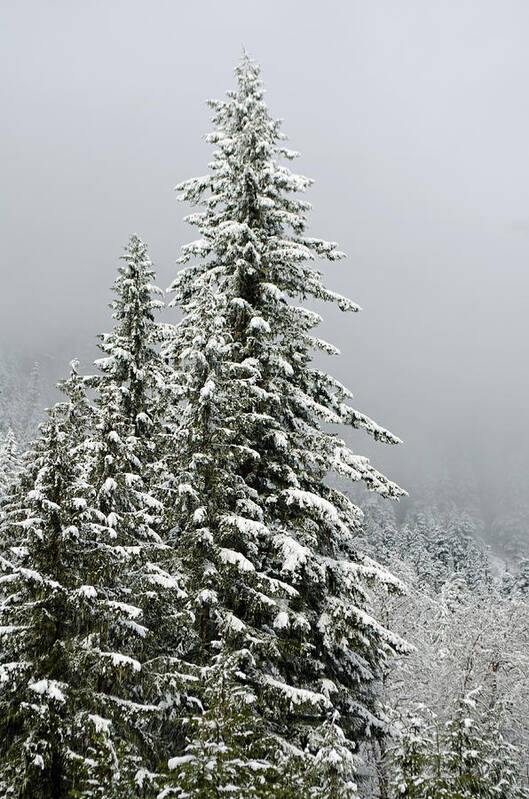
[2, 30, 529, 799]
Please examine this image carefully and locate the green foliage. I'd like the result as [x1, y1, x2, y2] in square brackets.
[0, 240, 178, 797]
[162, 52, 405, 789]
[389, 695, 529, 799]
[161, 649, 281, 798]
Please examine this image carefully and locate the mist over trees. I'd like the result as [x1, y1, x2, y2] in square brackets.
[1, 53, 528, 798]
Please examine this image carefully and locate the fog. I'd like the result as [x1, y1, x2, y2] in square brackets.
[2, 0, 529, 513]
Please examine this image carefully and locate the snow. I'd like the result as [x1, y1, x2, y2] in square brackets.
[283, 488, 340, 522]
[193, 506, 207, 524]
[196, 588, 218, 605]
[273, 533, 310, 574]
[77, 585, 97, 599]
[0, 625, 26, 635]
[263, 675, 331, 710]
[199, 379, 216, 401]
[261, 282, 286, 301]
[147, 567, 184, 591]
[225, 612, 245, 633]
[168, 755, 195, 770]
[221, 514, 268, 537]
[320, 679, 338, 697]
[248, 316, 271, 334]
[89, 714, 112, 733]
[272, 430, 289, 448]
[29, 679, 66, 702]
[0, 661, 29, 683]
[253, 590, 277, 607]
[178, 482, 199, 499]
[122, 619, 149, 638]
[94, 357, 114, 371]
[261, 574, 300, 597]
[101, 652, 141, 672]
[135, 768, 157, 788]
[19, 567, 60, 589]
[9, 546, 28, 557]
[106, 600, 143, 619]
[72, 497, 87, 510]
[219, 547, 255, 572]
[273, 611, 289, 630]
[270, 355, 294, 376]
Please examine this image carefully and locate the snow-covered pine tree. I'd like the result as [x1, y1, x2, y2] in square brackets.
[86, 233, 185, 647]
[390, 505, 490, 592]
[0, 428, 20, 506]
[0, 360, 148, 798]
[0, 239, 184, 797]
[307, 712, 360, 798]
[481, 730, 529, 799]
[390, 705, 437, 799]
[73, 236, 187, 790]
[512, 558, 529, 595]
[430, 509, 490, 591]
[162, 645, 286, 799]
[0, 396, 83, 798]
[92, 234, 168, 444]
[0, 361, 166, 797]
[442, 689, 511, 799]
[163, 51, 406, 790]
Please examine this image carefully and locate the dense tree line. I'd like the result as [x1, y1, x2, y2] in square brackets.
[357, 496, 529, 797]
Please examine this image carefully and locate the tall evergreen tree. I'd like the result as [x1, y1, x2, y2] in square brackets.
[0, 377, 125, 798]
[75, 235, 186, 791]
[0, 239, 183, 797]
[93, 235, 167, 443]
[163, 52, 406, 790]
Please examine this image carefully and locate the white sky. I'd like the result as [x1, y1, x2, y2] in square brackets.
[2, 0, 529, 495]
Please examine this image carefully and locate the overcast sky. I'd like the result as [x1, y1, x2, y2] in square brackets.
[2, 0, 529, 500]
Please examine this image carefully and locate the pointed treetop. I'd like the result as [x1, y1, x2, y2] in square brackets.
[235, 47, 261, 84]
